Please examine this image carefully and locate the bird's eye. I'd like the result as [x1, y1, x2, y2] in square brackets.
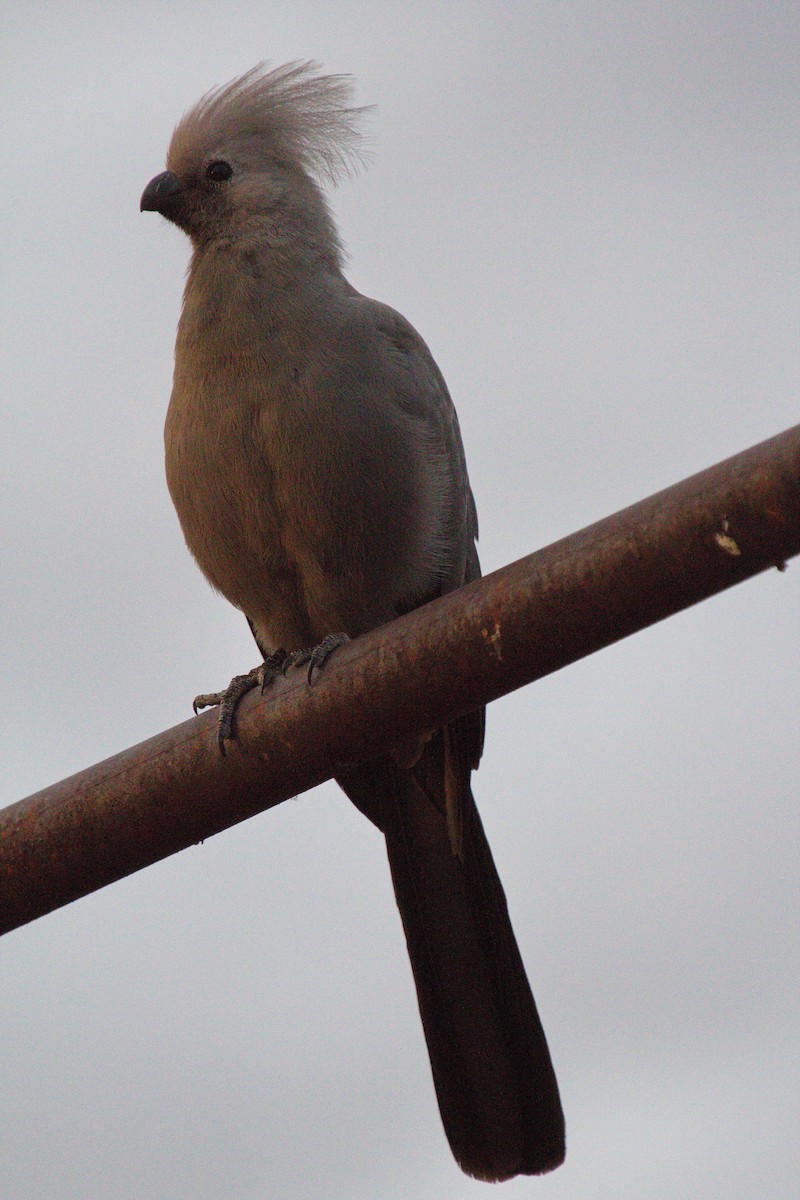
[205, 160, 233, 182]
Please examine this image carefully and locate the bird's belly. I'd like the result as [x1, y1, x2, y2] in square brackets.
[164, 380, 442, 651]
[165, 401, 321, 648]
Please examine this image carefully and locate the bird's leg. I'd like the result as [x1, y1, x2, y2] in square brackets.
[193, 649, 288, 754]
[282, 631, 350, 684]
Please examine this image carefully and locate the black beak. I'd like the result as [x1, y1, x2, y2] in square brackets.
[140, 170, 185, 216]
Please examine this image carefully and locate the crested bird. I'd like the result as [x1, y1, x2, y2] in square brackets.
[141, 62, 564, 1180]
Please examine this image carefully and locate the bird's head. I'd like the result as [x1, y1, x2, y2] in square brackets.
[141, 61, 368, 261]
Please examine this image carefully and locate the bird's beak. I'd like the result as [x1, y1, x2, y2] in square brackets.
[140, 170, 185, 216]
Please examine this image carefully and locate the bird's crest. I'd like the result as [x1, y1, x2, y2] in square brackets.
[168, 61, 370, 185]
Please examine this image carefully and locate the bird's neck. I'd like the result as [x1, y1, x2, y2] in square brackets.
[176, 241, 347, 379]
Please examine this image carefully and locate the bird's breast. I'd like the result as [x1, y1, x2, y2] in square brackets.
[164, 313, 450, 649]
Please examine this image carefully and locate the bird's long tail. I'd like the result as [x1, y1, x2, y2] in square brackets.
[337, 732, 565, 1181]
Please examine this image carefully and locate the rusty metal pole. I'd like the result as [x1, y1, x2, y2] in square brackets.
[1, 424, 799, 936]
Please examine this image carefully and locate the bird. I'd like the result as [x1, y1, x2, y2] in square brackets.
[141, 61, 564, 1180]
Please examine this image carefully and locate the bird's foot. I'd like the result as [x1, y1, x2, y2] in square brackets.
[282, 632, 350, 684]
[193, 649, 288, 754]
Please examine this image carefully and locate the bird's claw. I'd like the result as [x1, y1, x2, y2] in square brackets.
[193, 655, 287, 754]
[282, 632, 350, 684]
[193, 637, 347, 753]
[261, 648, 289, 689]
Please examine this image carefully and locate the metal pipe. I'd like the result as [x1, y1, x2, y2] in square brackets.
[2, 423, 798, 935]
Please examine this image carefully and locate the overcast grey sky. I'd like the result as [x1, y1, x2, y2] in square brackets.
[2, 3, 798, 1197]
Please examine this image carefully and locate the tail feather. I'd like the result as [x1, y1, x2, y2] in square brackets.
[337, 734, 565, 1180]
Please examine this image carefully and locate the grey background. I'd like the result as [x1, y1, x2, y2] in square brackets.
[2, 3, 798, 1197]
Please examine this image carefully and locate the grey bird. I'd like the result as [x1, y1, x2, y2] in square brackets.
[141, 62, 564, 1181]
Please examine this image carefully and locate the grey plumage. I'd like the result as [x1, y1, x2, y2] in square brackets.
[142, 62, 564, 1179]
